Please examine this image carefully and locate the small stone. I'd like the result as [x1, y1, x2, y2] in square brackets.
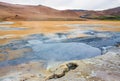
[66, 63, 78, 70]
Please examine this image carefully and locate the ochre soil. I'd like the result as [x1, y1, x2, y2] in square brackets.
[0, 20, 120, 44]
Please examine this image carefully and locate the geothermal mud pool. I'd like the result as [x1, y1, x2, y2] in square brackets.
[0, 28, 120, 64]
[0, 21, 120, 81]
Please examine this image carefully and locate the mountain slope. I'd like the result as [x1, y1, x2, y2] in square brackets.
[0, 2, 120, 20]
[73, 7, 120, 19]
[0, 2, 79, 20]
[103, 7, 120, 16]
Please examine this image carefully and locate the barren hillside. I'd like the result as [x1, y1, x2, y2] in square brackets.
[0, 2, 119, 20]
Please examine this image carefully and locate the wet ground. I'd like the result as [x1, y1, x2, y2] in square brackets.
[0, 21, 120, 64]
[0, 21, 120, 79]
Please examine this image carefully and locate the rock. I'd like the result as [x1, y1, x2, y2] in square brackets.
[46, 62, 78, 80]
[66, 63, 78, 70]
[115, 42, 120, 47]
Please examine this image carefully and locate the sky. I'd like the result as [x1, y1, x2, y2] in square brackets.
[0, 0, 120, 10]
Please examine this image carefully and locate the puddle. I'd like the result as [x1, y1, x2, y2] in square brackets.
[64, 24, 120, 32]
[0, 34, 16, 39]
[0, 26, 27, 31]
[28, 42, 101, 61]
[0, 22, 14, 25]
[0, 42, 101, 67]
[64, 24, 120, 28]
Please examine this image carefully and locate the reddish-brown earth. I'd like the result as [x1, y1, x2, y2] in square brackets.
[0, 2, 79, 20]
[0, 2, 120, 20]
